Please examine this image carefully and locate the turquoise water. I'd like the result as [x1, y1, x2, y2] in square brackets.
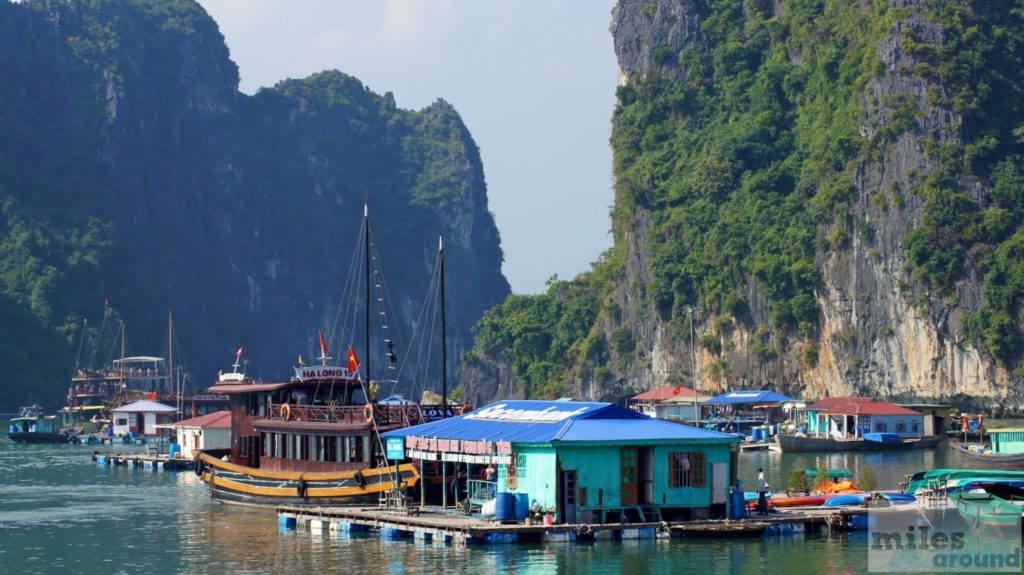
[0, 439, 994, 574]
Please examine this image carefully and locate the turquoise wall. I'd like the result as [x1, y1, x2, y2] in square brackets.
[501, 441, 733, 512]
[991, 430, 1024, 455]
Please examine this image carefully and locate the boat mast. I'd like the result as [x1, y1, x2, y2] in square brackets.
[118, 321, 125, 404]
[440, 236, 447, 418]
[168, 310, 177, 416]
[364, 204, 371, 384]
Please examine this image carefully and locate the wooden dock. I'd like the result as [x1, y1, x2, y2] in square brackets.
[276, 504, 871, 545]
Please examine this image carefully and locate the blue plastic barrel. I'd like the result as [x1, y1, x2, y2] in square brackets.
[513, 493, 530, 520]
[168, 443, 180, 458]
[729, 489, 745, 519]
[8, 424, 16, 434]
[495, 492, 514, 521]
[752, 427, 763, 442]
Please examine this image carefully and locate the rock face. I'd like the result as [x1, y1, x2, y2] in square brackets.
[0, 0, 509, 411]
[462, 0, 1019, 412]
[604, 0, 1010, 410]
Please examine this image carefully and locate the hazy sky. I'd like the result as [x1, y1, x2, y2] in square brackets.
[196, 0, 620, 295]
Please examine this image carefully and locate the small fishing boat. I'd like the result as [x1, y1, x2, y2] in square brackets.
[7, 405, 78, 444]
[768, 495, 828, 507]
[950, 428, 1024, 467]
[951, 491, 1023, 530]
[824, 493, 866, 507]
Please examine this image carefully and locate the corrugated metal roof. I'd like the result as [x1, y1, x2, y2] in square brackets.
[808, 397, 922, 416]
[704, 390, 793, 405]
[110, 400, 177, 413]
[631, 385, 699, 402]
[384, 400, 739, 444]
[173, 411, 232, 429]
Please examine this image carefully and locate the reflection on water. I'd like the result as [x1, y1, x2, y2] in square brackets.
[0, 439, 987, 574]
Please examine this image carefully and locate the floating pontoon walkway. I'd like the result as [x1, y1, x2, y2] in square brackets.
[276, 505, 871, 545]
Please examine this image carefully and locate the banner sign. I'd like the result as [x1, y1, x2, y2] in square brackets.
[403, 434, 513, 464]
[293, 365, 358, 381]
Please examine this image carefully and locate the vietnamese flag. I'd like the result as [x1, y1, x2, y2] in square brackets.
[347, 346, 360, 372]
[318, 330, 329, 357]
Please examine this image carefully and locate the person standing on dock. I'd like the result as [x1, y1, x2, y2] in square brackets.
[757, 468, 769, 515]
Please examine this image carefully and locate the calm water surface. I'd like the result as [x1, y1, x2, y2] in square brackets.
[0, 437, 997, 574]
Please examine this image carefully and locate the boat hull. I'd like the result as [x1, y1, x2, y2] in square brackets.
[775, 434, 942, 453]
[769, 495, 828, 507]
[953, 492, 1023, 530]
[7, 431, 73, 444]
[195, 452, 420, 508]
[949, 441, 1024, 467]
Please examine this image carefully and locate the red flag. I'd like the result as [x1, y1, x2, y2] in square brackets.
[235, 346, 244, 357]
[319, 331, 329, 357]
[347, 346, 360, 372]
[148, 391, 156, 400]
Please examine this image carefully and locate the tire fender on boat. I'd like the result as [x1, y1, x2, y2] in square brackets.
[194, 457, 204, 477]
[297, 475, 308, 498]
[354, 470, 366, 488]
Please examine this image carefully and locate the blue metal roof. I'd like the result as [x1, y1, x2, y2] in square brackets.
[384, 400, 738, 444]
[704, 390, 794, 405]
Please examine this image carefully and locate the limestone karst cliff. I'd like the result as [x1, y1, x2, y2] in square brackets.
[0, 0, 510, 411]
[462, 0, 1024, 412]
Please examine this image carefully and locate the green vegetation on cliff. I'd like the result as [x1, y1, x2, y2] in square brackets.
[0, 0, 509, 411]
[465, 0, 1024, 400]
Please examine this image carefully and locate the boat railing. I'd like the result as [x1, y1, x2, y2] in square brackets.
[269, 403, 426, 426]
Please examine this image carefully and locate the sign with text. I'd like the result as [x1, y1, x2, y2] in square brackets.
[403, 435, 513, 465]
[869, 504, 1021, 572]
[385, 437, 405, 461]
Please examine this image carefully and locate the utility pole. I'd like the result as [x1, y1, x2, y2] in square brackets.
[682, 305, 698, 427]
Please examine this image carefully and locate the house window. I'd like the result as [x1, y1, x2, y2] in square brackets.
[911, 420, 919, 432]
[874, 422, 888, 432]
[116, 418, 128, 426]
[895, 421, 906, 433]
[507, 454, 525, 489]
[669, 452, 705, 487]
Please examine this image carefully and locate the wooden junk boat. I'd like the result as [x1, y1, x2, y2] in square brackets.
[195, 349, 424, 507]
[195, 206, 452, 507]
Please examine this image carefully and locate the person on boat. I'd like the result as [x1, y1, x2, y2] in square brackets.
[757, 468, 769, 515]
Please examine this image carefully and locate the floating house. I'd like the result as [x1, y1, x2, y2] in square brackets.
[110, 400, 177, 437]
[384, 400, 741, 523]
[702, 390, 794, 436]
[172, 411, 232, 458]
[629, 385, 711, 422]
[799, 397, 924, 439]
